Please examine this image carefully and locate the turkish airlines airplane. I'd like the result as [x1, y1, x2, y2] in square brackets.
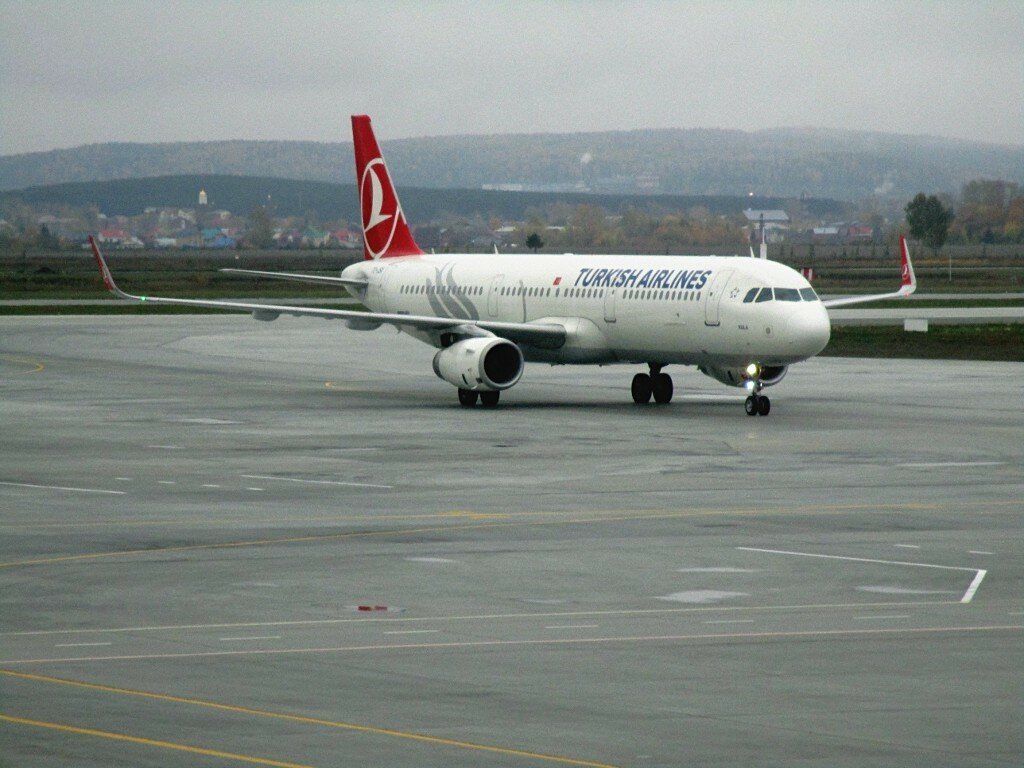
[90, 115, 916, 415]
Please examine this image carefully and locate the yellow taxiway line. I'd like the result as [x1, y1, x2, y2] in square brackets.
[0, 713, 313, 768]
[0, 669, 619, 768]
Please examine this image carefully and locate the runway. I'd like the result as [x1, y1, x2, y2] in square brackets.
[2, 316, 1022, 767]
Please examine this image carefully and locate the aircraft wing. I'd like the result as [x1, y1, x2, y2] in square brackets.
[822, 235, 916, 308]
[89, 237, 565, 348]
[219, 268, 368, 288]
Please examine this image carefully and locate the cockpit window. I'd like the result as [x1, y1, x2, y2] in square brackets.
[754, 287, 773, 303]
[742, 288, 759, 303]
[799, 287, 819, 302]
[774, 288, 802, 302]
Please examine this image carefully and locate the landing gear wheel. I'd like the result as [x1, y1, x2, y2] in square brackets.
[757, 395, 771, 416]
[458, 388, 479, 407]
[745, 395, 758, 416]
[631, 373, 653, 404]
[479, 390, 500, 407]
[652, 373, 674, 404]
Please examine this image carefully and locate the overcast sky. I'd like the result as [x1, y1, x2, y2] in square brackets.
[2, 1, 1022, 155]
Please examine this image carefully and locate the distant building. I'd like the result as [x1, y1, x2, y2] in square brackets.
[330, 228, 361, 248]
[198, 189, 208, 206]
[98, 228, 130, 244]
[812, 222, 876, 244]
[743, 209, 790, 226]
[743, 209, 790, 243]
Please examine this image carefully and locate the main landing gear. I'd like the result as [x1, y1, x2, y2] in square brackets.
[458, 388, 500, 408]
[631, 364, 673, 404]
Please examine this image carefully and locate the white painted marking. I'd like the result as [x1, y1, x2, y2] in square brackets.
[969, 551, 994, 556]
[858, 586, 956, 596]
[0, 481, 125, 496]
[961, 570, 987, 604]
[54, 642, 113, 648]
[382, 629, 440, 636]
[703, 619, 755, 625]
[114, 477, 132, 482]
[738, 547, 976, 572]
[7, 625, 1021, 665]
[147, 445, 184, 450]
[219, 636, 281, 642]
[405, 557, 457, 564]
[173, 418, 241, 425]
[201, 484, 221, 489]
[545, 624, 599, 630]
[157, 480, 176, 486]
[676, 567, 759, 573]
[854, 615, 911, 621]
[739, 547, 988, 604]
[656, 591, 748, 604]
[241, 474, 392, 489]
[894, 544, 920, 549]
[898, 461, 1004, 469]
[3, 600, 967, 638]
[246, 487, 265, 492]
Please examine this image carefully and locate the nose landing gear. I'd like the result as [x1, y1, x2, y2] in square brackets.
[744, 393, 771, 416]
[741, 362, 771, 416]
[744, 374, 771, 416]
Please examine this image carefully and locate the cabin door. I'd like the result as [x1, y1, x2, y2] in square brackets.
[703, 269, 734, 327]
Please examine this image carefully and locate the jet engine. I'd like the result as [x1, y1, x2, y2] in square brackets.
[698, 364, 788, 388]
[432, 337, 524, 392]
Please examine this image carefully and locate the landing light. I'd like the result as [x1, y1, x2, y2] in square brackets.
[744, 380, 755, 392]
[745, 362, 760, 379]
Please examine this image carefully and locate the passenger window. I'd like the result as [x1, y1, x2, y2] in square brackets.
[755, 287, 773, 303]
[743, 288, 758, 303]
[775, 288, 801, 302]
[799, 287, 819, 301]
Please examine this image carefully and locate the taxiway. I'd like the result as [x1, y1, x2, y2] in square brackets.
[1, 316, 1022, 767]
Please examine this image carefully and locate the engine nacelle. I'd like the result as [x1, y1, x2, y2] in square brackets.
[344, 317, 383, 331]
[432, 337, 524, 392]
[698, 364, 788, 389]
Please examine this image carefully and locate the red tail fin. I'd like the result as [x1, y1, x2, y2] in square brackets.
[351, 115, 423, 260]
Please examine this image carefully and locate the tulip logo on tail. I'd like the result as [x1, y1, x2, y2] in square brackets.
[360, 158, 401, 259]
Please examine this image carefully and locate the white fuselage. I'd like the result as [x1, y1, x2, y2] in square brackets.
[342, 253, 831, 369]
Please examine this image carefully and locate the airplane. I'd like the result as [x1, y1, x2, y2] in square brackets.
[90, 114, 916, 416]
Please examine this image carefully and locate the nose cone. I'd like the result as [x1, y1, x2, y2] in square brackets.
[785, 304, 831, 358]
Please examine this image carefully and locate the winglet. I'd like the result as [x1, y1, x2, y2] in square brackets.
[89, 236, 134, 300]
[897, 234, 917, 298]
[821, 235, 919, 309]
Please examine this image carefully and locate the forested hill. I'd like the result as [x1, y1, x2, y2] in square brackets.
[0, 174, 846, 222]
[2, 128, 1022, 201]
